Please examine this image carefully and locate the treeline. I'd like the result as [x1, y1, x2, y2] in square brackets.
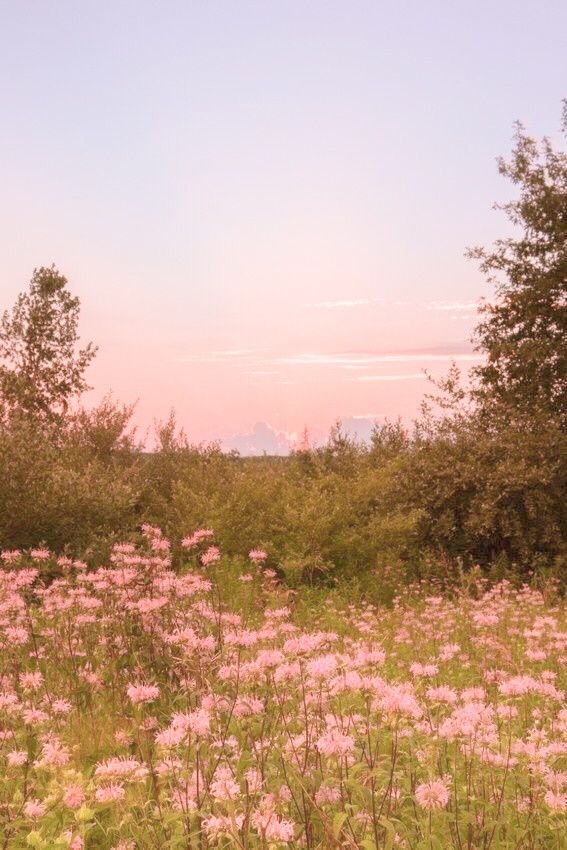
[0, 110, 565, 590]
[0, 401, 564, 588]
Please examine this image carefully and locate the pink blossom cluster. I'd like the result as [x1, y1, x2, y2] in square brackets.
[0, 536, 565, 848]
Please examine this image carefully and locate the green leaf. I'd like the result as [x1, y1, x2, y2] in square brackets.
[332, 811, 349, 839]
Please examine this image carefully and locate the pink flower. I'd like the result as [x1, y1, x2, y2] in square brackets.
[316, 729, 356, 757]
[126, 683, 160, 704]
[426, 686, 458, 704]
[378, 684, 422, 719]
[24, 798, 47, 819]
[181, 528, 214, 548]
[19, 671, 43, 690]
[37, 737, 70, 767]
[315, 786, 341, 805]
[251, 806, 295, 842]
[7, 750, 27, 766]
[22, 708, 49, 726]
[155, 726, 185, 747]
[95, 757, 148, 781]
[245, 768, 263, 793]
[203, 814, 244, 838]
[3, 626, 28, 645]
[410, 662, 438, 678]
[95, 784, 126, 803]
[30, 548, 50, 560]
[201, 545, 221, 566]
[210, 766, 240, 800]
[52, 698, 72, 714]
[415, 779, 450, 811]
[307, 654, 338, 679]
[249, 549, 268, 562]
[544, 790, 566, 812]
[63, 785, 85, 809]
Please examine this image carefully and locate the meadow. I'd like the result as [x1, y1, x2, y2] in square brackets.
[1, 526, 565, 849]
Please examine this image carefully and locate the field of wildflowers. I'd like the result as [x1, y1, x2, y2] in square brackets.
[0, 525, 565, 849]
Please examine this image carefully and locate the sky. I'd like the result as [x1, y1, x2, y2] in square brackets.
[0, 1, 565, 452]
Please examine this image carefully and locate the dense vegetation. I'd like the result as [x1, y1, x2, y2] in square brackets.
[0, 534, 565, 849]
[0, 112, 565, 593]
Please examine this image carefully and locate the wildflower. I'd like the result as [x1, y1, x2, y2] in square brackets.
[7, 750, 27, 766]
[181, 528, 214, 548]
[203, 814, 244, 838]
[52, 698, 72, 714]
[251, 804, 295, 842]
[307, 653, 338, 678]
[544, 790, 566, 812]
[410, 662, 438, 678]
[30, 548, 50, 560]
[4, 626, 28, 645]
[95, 784, 126, 803]
[24, 798, 47, 818]
[19, 671, 43, 690]
[37, 737, 70, 767]
[378, 684, 422, 719]
[415, 779, 450, 811]
[245, 768, 263, 793]
[22, 708, 49, 725]
[62, 834, 84, 850]
[95, 757, 148, 781]
[126, 683, 160, 704]
[315, 785, 341, 804]
[63, 785, 85, 809]
[210, 766, 240, 800]
[201, 545, 221, 566]
[426, 686, 457, 704]
[316, 729, 356, 756]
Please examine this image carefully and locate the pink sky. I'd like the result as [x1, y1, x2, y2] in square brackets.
[1, 2, 565, 451]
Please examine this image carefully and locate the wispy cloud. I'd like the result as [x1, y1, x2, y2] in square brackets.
[312, 297, 384, 309]
[173, 344, 482, 371]
[348, 413, 385, 419]
[172, 349, 260, 363]
[427, 301, 479, 312]
[357, 373, 427, 382]
[276, 351, 482, 367]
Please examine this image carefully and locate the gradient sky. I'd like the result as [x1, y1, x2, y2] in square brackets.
[1, 1, 565, 451]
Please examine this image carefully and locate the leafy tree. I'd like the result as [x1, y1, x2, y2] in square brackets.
[0, 266, 97, 420]
[468, 105, 566, 427]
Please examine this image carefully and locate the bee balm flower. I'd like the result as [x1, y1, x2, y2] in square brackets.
[415, 779, 450, 811]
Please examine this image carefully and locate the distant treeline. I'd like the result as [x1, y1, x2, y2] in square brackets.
[0, 403, 564, 591]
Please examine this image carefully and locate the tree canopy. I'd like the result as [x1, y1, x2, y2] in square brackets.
[468, 105, 566, 428]
[0, 266, 97, 421]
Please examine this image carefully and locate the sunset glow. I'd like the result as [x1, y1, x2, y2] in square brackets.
[1, 1, 565, 451]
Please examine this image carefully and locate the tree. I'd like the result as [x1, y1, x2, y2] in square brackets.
[0, 266, 97, 420]
[468, 104, 567, 427]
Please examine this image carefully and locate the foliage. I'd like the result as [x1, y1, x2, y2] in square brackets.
[0, 266, 97, 421]
[468, 106, 567, 428]
[0, 403, 140, 554]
